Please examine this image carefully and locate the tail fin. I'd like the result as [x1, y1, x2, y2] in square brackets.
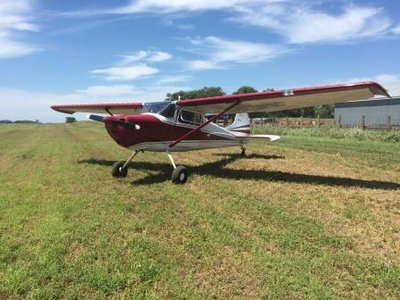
[227, 113, 280, 142]
[227, 113, 251, 135]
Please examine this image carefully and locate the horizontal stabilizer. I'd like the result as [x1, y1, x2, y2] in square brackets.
[248, 134, 281, 142]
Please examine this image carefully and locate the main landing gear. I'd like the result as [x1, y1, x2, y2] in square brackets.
[167, 152, 188, 184]
[111, 150, 189, 184]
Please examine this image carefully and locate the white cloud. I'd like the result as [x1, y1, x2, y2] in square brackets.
[392, 24, 400, 35]
[120, 50, 172, 65]
[159, 74, 192, 84]
[106, 0, 272, 14]
[119, 50, 148, 64]
[186, 36, 288, 70]
[0, 38, 39, 58]
[148, 51, 173, 62]
[91, 63, 159, 81]
[0, 0, 40, 58]
[188, 59, 221, 70]
[92, 49, 172, 81]
[64, 1, 399, 45]
[235, 5, 392, 44]
[76, 85, 140, 97]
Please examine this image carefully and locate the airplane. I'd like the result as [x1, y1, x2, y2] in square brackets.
[52, 81, 389, 184]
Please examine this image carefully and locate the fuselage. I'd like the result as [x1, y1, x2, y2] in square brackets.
[104, 112, 248, 152]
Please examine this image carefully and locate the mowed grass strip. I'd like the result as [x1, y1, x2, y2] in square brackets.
[0, 123, 399, 299]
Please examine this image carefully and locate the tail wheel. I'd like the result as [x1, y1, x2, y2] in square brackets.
[111, 161, 128, 178]
[171, 166, 188, 184]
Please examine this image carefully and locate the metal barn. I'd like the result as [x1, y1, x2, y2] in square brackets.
[334, 97, 400, 129]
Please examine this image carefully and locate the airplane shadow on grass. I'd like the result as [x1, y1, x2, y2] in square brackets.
[78, 153, 400, 190]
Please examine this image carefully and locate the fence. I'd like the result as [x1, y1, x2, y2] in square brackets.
[252, 115, 399, 131]
[336, 114, 399, 131]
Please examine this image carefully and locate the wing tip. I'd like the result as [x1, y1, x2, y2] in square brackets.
[346, 81, 390, 98]
[51, 105, 74, 114]
[368, 81, 391, 98]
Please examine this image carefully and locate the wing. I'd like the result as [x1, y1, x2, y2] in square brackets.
[51, 102, 144, 115]
[176, 82, 389, 114]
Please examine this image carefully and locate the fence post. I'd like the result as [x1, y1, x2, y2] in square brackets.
[360, 115, 366, 130]
[387, 115, 392, 131]
[300, 116, 303, 127]
[338, 114, 342, 128]
[317, 114, 321, 128]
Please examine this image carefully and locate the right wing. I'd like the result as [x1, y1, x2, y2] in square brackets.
[51, 102, 144, 115]
[176, 82, 389, 114]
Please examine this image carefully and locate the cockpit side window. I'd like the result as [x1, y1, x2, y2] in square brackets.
[158, 103, 177, 119]
[178, 109, 203, 126]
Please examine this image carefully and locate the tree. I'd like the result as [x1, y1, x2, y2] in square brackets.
[233, 86, 258, 95]
[14, 120, 41, 124]
[233, 86, 270, 119]
[65, 117, 77, 123]
[165, 87, 225, 101]
[315, 104, 334, 118]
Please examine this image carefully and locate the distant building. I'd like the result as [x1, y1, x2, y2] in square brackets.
[334, 97, 400, 129]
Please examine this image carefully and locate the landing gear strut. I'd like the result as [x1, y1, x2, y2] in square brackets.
[240, 144, 246, 157]
[167, 152, 188, 184]
[111, 150, 139, 178]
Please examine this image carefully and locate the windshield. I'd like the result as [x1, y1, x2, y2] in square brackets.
[158, 103, 177, 119]
[142, 102, 170, 113]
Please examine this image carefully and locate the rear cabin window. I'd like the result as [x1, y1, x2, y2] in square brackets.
[178, 109, 203, 126]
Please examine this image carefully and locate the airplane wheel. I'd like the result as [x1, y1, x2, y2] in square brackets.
[171, 166, 188, 184]
[111, 161, 128, 178]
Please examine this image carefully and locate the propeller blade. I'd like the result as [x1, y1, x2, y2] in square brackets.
[88, 114, 140, 130]
[88, 114, 105, 122]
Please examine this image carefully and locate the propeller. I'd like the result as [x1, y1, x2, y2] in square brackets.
[88, 114, 140, 130]
[88, 114, 105, 122]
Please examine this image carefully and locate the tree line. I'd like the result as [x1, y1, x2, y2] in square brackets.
[0, 118, 77, 124]
[165, 86, 334, 118]
[0, 119, 41, 124]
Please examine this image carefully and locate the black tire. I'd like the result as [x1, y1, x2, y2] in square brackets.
[171, 166, 188, 184]
[111, 161, 128, 178]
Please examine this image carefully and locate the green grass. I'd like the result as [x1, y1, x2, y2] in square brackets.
[0, 123, 399, 299]
[253, 126, 400, 143]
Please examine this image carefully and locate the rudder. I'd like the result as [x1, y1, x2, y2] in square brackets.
[227, 113, 251, 134]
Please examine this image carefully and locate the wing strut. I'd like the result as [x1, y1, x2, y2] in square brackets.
[169, 101, 240, 148]
[105, 108, 114, 116]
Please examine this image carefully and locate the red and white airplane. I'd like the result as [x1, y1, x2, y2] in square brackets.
[52, 82, 389, 184]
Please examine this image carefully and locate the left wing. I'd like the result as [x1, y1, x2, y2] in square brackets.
[51, 102, 144, 115]
[176, 82, 389, 114]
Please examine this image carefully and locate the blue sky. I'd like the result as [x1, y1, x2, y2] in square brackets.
[1, 0, 400, 122]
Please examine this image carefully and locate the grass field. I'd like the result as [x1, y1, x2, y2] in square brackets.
[0, 122, 399, 299]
